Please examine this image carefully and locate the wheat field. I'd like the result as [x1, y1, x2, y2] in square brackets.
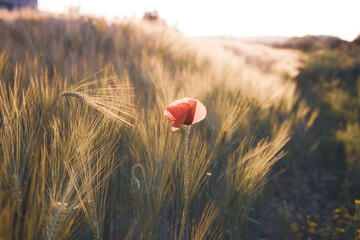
[0, 9, 318, 240]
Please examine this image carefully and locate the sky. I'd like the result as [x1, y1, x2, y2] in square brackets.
[38, 0, 360, 41]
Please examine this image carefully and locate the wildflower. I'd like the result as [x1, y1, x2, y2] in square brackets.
[307, 220, 317, 228]
[291, 223, 299, 232]
[308, 227, 316, 234]
[334, 208, 341, 214]
[164, 97, 207, 131]
[355, 199, 360, 205]
[307, 220, 317, 234]
[297, 232, 304, 238]
[164, 98, 207, 239]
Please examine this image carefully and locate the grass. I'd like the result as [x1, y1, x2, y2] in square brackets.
[0, 8, 328, 240]
[268, 35, 360, 239]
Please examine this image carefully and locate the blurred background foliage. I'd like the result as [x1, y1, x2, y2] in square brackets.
[270, 33, 360, 239]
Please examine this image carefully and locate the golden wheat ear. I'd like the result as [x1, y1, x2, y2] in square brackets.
[60, 71, 135, 127]
[60, 92, 85, 101]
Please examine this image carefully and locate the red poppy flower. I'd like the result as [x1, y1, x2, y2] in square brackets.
[164, 97, 207, 131]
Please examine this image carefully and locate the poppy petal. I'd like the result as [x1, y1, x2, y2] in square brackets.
[171, 108, 190, 131]
[167, 102, 191, 119]
[183, 100, 197, 124]
[192, 100, 207, 124]
[164, 109, 176, 121]
[167, 97, 192, 107]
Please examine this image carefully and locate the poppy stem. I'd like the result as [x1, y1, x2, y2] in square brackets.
[180, 125, 191, 240]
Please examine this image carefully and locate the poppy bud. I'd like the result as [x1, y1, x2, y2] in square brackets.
[131, 177, 140, 190]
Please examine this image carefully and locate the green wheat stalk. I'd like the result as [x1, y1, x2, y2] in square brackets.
[180, 125, 191, 240]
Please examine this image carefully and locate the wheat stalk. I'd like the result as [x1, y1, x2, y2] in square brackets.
[60, 73, 135, 127]
[47, 203, 68, 240]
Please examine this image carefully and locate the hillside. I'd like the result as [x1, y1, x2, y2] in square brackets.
[274, 34, 358, 52]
